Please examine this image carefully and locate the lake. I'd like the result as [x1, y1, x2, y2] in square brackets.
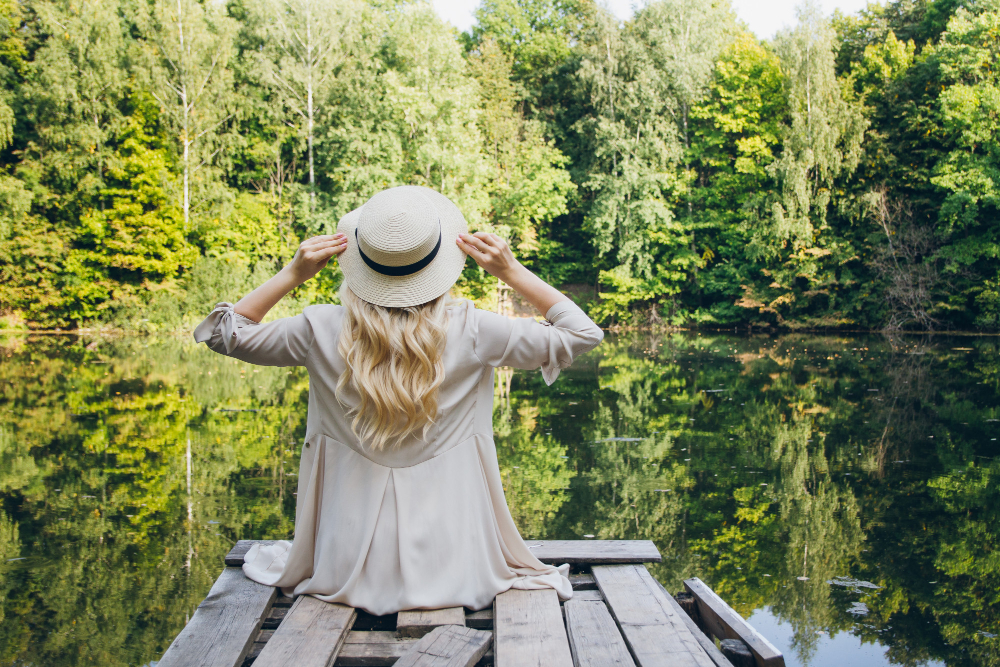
[1, 331, 997, 666]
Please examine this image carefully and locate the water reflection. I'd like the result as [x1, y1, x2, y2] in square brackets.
[1, 332, 998, 666]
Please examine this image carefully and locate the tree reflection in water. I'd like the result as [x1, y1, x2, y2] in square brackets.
[0, 332, 997, 666]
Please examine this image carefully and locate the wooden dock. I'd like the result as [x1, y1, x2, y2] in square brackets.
[158, 540, 784, 667]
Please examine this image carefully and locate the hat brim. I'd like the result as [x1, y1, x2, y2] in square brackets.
[336, 186, 469, 308]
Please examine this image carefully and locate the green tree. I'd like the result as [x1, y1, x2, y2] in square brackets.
[68, 112, 197, 322]
[0, 0, 25, 148]
[468, 0, 595, 117]
[737, 0, 868, 327]
[764, 0, 867, 248]
[145, 0, 237, 231]
[574, 1, 739, 323]
[928, 1, 1000, 315]
[320, 3, 488, 226]
[22, 0, 129, 207]
[252, 0, 362, 216]
[467, 38, 575, 272]
[685, 34, 787, 324]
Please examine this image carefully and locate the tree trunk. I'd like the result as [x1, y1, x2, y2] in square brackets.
[306, 0, 316, 214]
[178, 0, 190, 231]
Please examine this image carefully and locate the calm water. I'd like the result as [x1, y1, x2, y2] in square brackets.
[1, 331, 998, 666]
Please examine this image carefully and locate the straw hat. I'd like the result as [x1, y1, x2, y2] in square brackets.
[336, 186, 469, 308]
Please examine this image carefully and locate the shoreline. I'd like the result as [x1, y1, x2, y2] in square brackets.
[4, 327, 1000, 337]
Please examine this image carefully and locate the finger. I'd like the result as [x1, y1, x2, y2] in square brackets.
[301, 234, 345, 249]
[456, 236, 488, 261]
[310, 246, 340, 261]
[303, 237, 346, 252]
[461, 233, 492, 253]
[473, 232, 505, 255]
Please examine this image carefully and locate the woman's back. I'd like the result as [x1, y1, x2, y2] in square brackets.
[201, 298, 601, 468]
[196, 298, 602, 614]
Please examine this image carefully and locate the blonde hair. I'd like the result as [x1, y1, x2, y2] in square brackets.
[336, 283, 449, 450]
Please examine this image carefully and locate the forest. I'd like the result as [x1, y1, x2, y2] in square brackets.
[0, 0, 998, 330]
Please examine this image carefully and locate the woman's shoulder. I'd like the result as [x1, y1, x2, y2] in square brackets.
[300, 303, 346, 325]
[446, 298, 489, 328]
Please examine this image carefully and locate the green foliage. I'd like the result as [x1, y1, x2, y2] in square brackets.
[0, 0, 25, 148]
[468, 37, 576, 270]
[687, 34, 787, 323]
[73, 119, 196, 313]
[3, 0, 1000, 330]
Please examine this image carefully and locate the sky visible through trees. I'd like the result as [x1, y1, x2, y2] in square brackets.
[2, 0, 1000, 332]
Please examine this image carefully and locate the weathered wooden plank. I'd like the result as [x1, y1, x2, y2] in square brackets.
[569, 573, 597, 590]
[253, 595, 357, 667]
[397, 608, 467, 638]
[226, 540, 661, 567]
[160, 567, 277, 667]
[593, 565, 716, 667]
[571, 590, 603, 602]
[564, 599, 636, 667]
[333, 633, 496, 667]
[651, 579, 733, 667]
[335, 631, 416, 666]
[527, 540, 662, 564]
[683, 579, 784, 667]
[493, 589, 573, 667]
[465, 609, 493, 630]
[394, 625, 492, 667]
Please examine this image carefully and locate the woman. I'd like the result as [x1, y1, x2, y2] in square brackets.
[194, 186, 603, 615]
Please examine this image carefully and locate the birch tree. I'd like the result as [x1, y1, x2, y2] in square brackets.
[255, 0, 361, 215]
[765, 0, 866, 248]
[147, 0, 237, 231]
[634, 0, 737, 161]
[574, 7, 691, 322]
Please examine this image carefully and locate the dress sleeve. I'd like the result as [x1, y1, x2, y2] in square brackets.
[192, 302, 313, 367]
[472, 299, 604, 385]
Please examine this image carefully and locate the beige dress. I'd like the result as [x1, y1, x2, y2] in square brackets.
[194, 298, 604, 615]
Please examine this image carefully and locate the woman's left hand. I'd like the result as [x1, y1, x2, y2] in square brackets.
[287, 233, 348, 284]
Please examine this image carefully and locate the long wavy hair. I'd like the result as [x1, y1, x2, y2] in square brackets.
[336, 283, 449, 450]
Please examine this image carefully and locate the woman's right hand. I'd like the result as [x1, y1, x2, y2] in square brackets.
[456, 232, 520, 281]
[288, 233, 348, 284]
[457, 231, 569, 316]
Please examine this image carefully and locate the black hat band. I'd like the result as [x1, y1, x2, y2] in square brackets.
[355, 223, 442, 277]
